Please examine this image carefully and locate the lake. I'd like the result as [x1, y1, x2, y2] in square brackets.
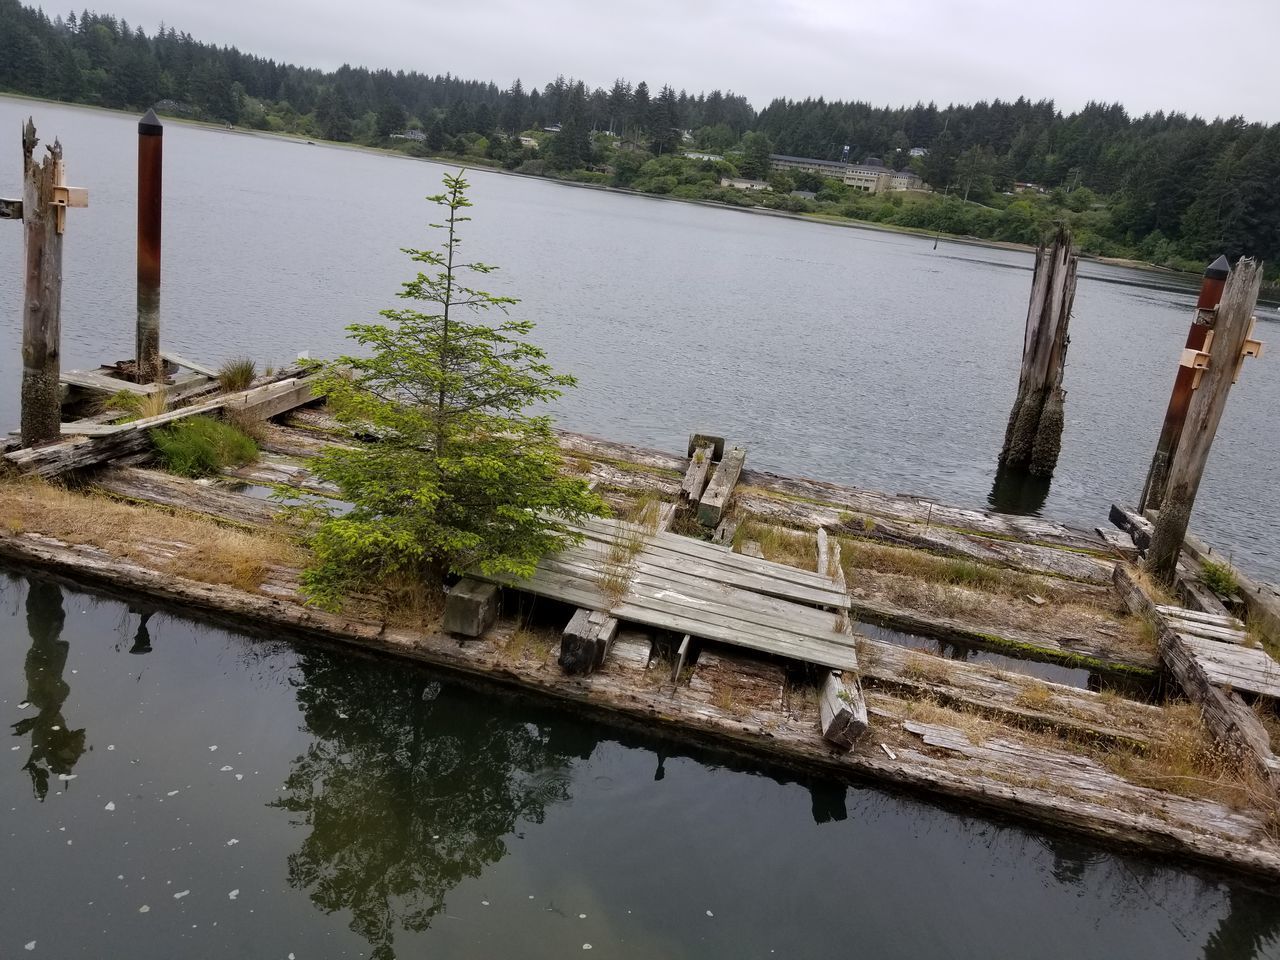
[1, 96, 1278, 580]
[4, 568, 1279, 959]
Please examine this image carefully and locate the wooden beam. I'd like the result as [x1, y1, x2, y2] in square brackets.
[559, 608, 620, 674]
[697, 445, 746, 527]
[20, 119, 64, 446]
[679, 442, 715, 505]
[1147, 260, 1264, 584]
[160, 350, 221, 379]
[442, 578, 500, 636]
[60, 369, 161, 395]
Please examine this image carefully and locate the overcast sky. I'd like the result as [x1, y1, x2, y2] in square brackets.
[102, 0, 1279, 123]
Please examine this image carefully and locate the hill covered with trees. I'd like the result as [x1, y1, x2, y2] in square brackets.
[2, 0, 1277, 277]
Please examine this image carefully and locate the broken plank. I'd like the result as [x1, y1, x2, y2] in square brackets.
[680, 442, 715, 504]
[160, 350, 221, 378]
[60, 369, 160, 395]
[698, 446, 746, 527]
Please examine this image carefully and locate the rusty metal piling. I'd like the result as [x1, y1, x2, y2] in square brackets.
[136, 108, 163, 383]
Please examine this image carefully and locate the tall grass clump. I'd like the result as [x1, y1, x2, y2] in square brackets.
[1200, 559, 1239, 597]
[217, 357, 257, 393]
[151, 415, 258, 477]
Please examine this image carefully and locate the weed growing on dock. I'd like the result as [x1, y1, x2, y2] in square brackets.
[736, 521, 817, 571]
[598, 521, 647, 605]
[225, 407, 269, 445]
[217, 357, 257, 393]
[901, 652, 949, 684]
[1199, 559, 1239, 597]
[1014, 682, 1055, 711]
[151, 415, 259, 478]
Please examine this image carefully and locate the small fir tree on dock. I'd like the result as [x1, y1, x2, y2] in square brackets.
[301, 171, 603, 610]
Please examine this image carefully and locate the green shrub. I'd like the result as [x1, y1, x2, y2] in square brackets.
[217, 357, 257, 393]
[151, 415, 259, 477]
[1199, 559, 1238, 596]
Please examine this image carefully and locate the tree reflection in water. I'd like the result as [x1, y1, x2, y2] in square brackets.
[273, 653, 577, 960]
[10, 579, 86, 800]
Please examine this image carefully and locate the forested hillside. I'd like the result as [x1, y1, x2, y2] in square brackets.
[2, 0, 1277, 276]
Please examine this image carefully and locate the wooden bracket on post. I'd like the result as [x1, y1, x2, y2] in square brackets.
[0, 197, 21, 219]
[48, 157, 88, 234]
[1180, 317, 1263, 388]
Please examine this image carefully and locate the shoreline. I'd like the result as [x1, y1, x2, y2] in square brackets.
[0, 91, 1209, 285]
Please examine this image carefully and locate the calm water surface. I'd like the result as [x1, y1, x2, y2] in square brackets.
[1, 97, 1278, 579]
[3, 569, 1279, 959]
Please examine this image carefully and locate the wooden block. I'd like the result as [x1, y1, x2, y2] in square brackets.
[559, 608, 620, 674]
[687, 433, 725, 461]
[698, 446, 746, 527]
[442, 578, 500, 637]
[711, 513, 741, 547]
[820, 670, 869, 749]
[740, 540, 764, 559]
[1109, 504, 1152, 552]
[161, 350, 221, 379]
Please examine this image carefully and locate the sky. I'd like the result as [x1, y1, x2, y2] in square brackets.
[97, 0, 1280, 123]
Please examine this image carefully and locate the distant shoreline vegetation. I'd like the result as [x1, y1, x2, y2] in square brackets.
[2, 0, 1277, 285]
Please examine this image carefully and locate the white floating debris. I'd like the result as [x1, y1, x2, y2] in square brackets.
[481, 900, 490, 906]
[583, 945, 592, 951]
[528, 895, 535, 900]
[219, 766, 233, 772]
[17, 701, 30, 709]
[337, 712, 348, 719]
[57, 774, 76, 781]
[10, 745, 19, 751]
[226, 839, 239, 846]
[228, 889, 239, 901]
[706, 910, 714, 917]
[234, 774, 243, 781]
[167, 790, 179, 797]
[104, 802, 116, 811]
[578, 914, 587, 919]
[208, 746, 217, 752]
[106, 745, 115, 751]
[24, 941, 35, 951]
[174, 890, 189, 900]
[138, 905, 150, 913]
[288, 954, 295, 960]
[50, 726, 60, 731]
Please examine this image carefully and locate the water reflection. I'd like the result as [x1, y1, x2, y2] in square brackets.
[987, 463, 1053, 515]
[10, 580, 86, 800]
[274, 654, 577, 960]
[1203, 889, 1280, 960]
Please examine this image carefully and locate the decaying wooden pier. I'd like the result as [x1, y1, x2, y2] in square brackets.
[2, 369, 1279, 883]
[3, 117, 1279, 885]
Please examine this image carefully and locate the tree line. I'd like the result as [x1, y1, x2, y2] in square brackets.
[2, 0, 1278, 274]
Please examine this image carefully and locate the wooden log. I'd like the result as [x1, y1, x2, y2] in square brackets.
[1147, 259, 1264, 584]
[998, 226, 1078, 476]
[20, 119, 64, 446]
[697, 445, 745, 527]
[442, 578, 500, 637]
[820, 670, 867, 748]
[559, 608, 620, 675]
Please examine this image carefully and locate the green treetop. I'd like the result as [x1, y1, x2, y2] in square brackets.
[301, 171, 604, 610]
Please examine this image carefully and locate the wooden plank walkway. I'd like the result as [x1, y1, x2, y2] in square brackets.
[481, 516, 860, 674]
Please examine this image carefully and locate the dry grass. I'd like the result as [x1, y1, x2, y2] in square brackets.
[596, 511, 652, 605]
[0, 477, 303, 594]
[217, 357, 257, 393]
[900, 651, 949, 684]
[734, 521, 816, 571]
[1014, 681, 1055, 711]
[225, 407, 269, 445]
[502, 621, 559, 663]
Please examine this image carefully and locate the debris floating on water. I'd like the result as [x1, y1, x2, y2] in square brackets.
[226, 839, 239, 846]
[173, 890, 189, 900]
[24, 941, 35, 951]
[138, 905, 150, 914]
[219, 766, 233, 772]
[104, 801, 115, 811]
[706, 910, 714, 917]
[228, 889, 239, 901]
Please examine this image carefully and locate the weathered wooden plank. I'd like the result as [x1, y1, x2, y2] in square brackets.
[60, 369, 160, 395]
[1162, 619, 1249, 645]
[1155, 604, 1245, 629]
[1095, 527, 1139, 560]
[1178, 634, 1280, 699]
[698, 446, 745, 527]
[93, 466, 278, 527]
[160, 350, 221, 378]
[1109, 504, 1152, 552]
[742, 491, 1113, 584]
[20, 123, 64, 446]
[569, 516, 841, 594]
[820, 670, 866, 748]
[679, 443, 715, 504]
[816, 528, 830, 580]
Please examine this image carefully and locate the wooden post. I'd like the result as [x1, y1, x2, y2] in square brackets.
[1146, 259, 1264, 585]
[15, 120, 87, 446]
[1139, 255, 1231, 512]
[997, 225, 1078, 476]
[136, 109, 163, 384]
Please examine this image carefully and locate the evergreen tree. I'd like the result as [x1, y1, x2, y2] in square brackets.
[300, 173, 604, 610]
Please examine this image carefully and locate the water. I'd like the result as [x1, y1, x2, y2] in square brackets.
[3, 569, 1278, 959]
[1, 97, 1278, 580]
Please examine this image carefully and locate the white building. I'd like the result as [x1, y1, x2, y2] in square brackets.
[769, 153, 926, 194]
[720, 177, 771, 192]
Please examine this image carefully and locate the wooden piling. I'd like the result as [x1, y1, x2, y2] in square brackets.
[1139, 256, 1231, 512]
[136, 109, 163, 384]
[19, 119, 64, 447]
[998, 225, 1078, 477]
[1146, 259, 1264, 585]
